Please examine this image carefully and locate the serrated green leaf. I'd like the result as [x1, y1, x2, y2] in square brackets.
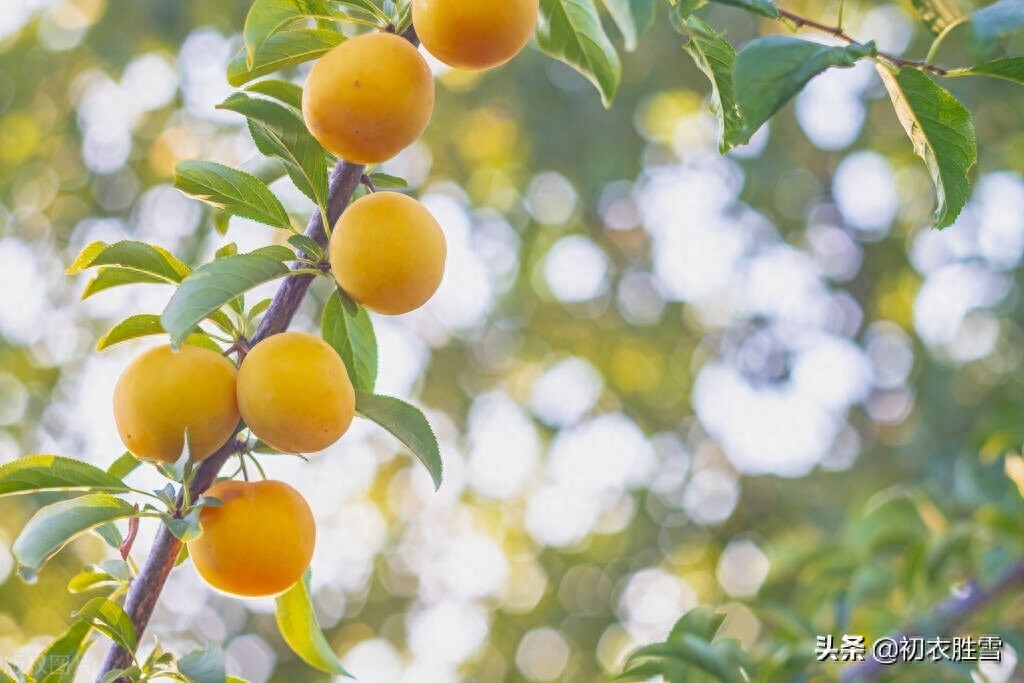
[601, 0, 656, 51]
[219, 92, 330, 210]
[96, 314, 164, 351]
[910, 0, 971, 35]
[161, 254, 291, 347]
[537, 0, 622, 107]
[0, 455, 132, 497]
[251, 244, 297, 261]
[73, 598, 136, 653]
[178, 643, 226, 683]
[322, 290, 378, 393]
[82, 267, 167, 299]
[953, 56, 1024, 84]
[877, 66, 976, 229]
[175, 160, 292, 230]
[288, 234, 325, 259]
[30, 621, 92, 682]
[734, 37, 875, 143]
[67, 240, 190, 281]
[682, 16, 745, 152]
[228, 29, 345, 87]
[246, 78, 304, 110]
[709, 0, 778, 18]
[107, 452, 140, 480]
[356, 392, 442, 490]
[161, 509, 203, 542]
[13, 494, 141, 576]
[243, 0, 335, 67]
[366, 172, 408, 190]
[971, 0, 1024, 61]
[275, 574, 351, 676]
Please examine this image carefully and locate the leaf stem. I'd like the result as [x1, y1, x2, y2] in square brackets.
[776, 6, 949, 76]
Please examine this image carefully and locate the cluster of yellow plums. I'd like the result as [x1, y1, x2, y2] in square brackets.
[110, 0, 538, 598]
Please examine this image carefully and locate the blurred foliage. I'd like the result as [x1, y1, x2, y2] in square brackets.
[2, 0, 1024, 682]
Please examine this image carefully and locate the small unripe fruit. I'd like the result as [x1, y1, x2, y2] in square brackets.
[188, 480, 316, 597]
[113, 344, 239, 463]
[302, 32, 434, 164]
[237, 332, 355, 453]
[330, 191, 446, 316]
[412, 0, 539, 71]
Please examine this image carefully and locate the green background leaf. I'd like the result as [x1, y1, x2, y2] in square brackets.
[601, 0, 657, 52]
[0, 456, 131, 497]
[971, 0, 1024, 61]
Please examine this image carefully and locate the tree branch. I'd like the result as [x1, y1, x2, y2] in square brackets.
[841, 558, 1024, 682]
[776, 6, 949, 76]
[97, 159, 365, 680]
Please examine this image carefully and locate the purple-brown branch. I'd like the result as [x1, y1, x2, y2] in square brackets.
[97, 159, 365, 679]
[841, 558, 1024, 682]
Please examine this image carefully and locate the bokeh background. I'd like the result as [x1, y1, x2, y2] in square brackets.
[2, 0, 1024, 681]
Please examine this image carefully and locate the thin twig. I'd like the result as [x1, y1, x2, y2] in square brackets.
[841, 559, 1024, 682]
[777, 7, 949, 76]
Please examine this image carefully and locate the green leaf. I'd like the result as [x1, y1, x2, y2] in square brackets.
[366, 172, 408, 190]
[30, 621, 92, 681]
[161, 509, 203, 543]
[355, 392, 443, 490]
[323, 290, 378, 393]
[161, 254, 291, 347]
[537, 0, 622, 107]
[624, 638, 746, 683]
[94, 522, 124, 549]
[0, 455, 132, 497]
[175, 161, 292, 230]
[971, 0, 1024, 62]
[601, 0, 656, 51]
[219, 93, 330, 209]
[73, 598, 136, 653]
[96, 314, 164, 351]
[228, 29, 345, 87]
[243, 0, 334, 66]
[107, 452, 140, 480]
[877, 66, 977, 229]
[275, 574, 351, 676]
[952, 56, 1024, 85]
[13, 494, 141, 577]
[909, 0, 969, 35]
[178, 643, 226, 683]
[251, 244, 297, 261]
[709, 0, 778, 18]
[681, 16, 745, 152]
[67, 240, 190, 282]
[734, 36, 875, 142]
[246, 78, 304, 110]
[67, 565, 129, 594]
[288, 234, 326, 259]
[668, 607, 728, 642]
[82, 267, 168, 299]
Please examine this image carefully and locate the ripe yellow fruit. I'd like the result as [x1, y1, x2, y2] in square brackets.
[237, 332, 355, 453]
[330, 191, 446, 315]
[412, 0, 539, 71]
[302, 32, 434, 164]
[188, 480, 316, 597]
[113, 344, 239, 463]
